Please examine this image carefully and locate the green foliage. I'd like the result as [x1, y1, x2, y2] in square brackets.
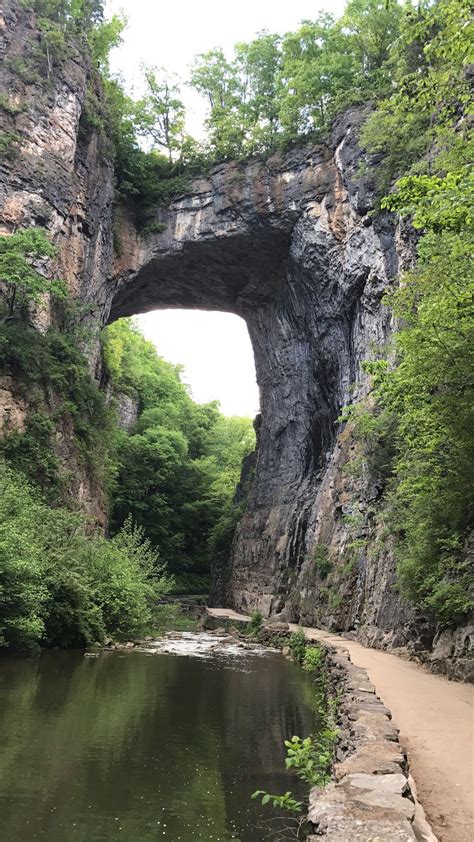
[284, 734, 333, 788]
[353, 0, 474, 622]
[0, 468, 173, 650]
[171, 572, 210, 595]
[0, 131, 22, 161]
[102, 318, 255, 583]
[141, 221, 167, 235]
[188, 1, 402, 160]
[288, 629, 307, 664]
[313, 544, 332, 580]
[328, 591, 343, 612]
[0, 229, 66, 320]
[245, 610, 264, 637]
[151, 604, 198, 634]
[251, 789, 303, 813]
[0, 321, 116, 499]
[134, 66, 187, 163]
[0, 93, 24, 115]
[361, 0, 473, 192]
[302, 645, 325, 673]
[5, 55, 42, 85]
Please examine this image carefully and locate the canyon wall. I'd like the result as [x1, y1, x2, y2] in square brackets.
[1, 0, 471, 674]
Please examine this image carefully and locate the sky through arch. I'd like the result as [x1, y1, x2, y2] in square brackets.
[138, 311, 259, 418]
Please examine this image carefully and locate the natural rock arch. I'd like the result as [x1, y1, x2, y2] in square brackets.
[106, 109, 404, 622]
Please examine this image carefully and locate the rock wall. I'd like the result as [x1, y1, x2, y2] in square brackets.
[0, 0, 114, 521]
[107, 107, 417, 645]
[1, 0, 470, 668]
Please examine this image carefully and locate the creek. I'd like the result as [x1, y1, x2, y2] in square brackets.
[0, 633, 321, 841]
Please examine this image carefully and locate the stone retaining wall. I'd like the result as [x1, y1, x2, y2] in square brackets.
[309, 643, 436, 842]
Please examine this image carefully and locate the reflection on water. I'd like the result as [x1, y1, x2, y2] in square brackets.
[0, 637, 318, 841]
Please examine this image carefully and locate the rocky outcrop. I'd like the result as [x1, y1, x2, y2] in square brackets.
[0, 0, 114, 520]
[1, 0, 471, 671]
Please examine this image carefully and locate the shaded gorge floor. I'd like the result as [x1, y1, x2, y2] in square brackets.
[0, 633, 321, 841]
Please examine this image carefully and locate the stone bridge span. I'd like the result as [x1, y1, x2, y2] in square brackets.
[107, 108, 404, 623]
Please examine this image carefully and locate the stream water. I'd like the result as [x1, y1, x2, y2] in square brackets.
[0, 633, 319, 842]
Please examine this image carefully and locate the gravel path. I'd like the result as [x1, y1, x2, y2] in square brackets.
[207, 609, 474, 842]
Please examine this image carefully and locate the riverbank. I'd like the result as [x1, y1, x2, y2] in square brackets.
[207, 609, 474, 842]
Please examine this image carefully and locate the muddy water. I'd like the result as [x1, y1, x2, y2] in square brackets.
[0, 633, 320, 841]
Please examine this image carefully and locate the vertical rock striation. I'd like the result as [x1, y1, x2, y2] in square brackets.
[108, 108, 419, 646]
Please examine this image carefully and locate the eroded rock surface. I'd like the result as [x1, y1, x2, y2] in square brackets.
[107, 107, 417, 648]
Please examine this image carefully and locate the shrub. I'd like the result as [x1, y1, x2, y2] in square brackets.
[329, 591, 343, 612]
[246, 609, 264, 637]
[0, 131, 21, 162]
[288, 629, 307, 664]
[284, 734, 333, 787]
[313, 544, 332, 580]
[0, 467, 173, 650]
[302, 645, 325, 673]
[0, 469, 47, 649]
[0, 322, 116, 498]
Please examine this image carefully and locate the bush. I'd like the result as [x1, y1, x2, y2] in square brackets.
[246, 609, 264, 637]
[0, 322, 116, 499]
[0, 467, 173, 650]
[302, 645, 325, 673]
[288, 629, 307, 664]
[0, 469, 47, 649]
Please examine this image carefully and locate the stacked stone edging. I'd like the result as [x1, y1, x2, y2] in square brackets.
[308, 643, 436, 842]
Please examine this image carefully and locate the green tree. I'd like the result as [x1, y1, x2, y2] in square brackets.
[0, 229, 66, 321]
[0, 467, 173, 650]
[279, 14, 345, 137]
[135, 66, 186, 163]
[235, 31, 283, 152]
[102, 319, 255, 590]
[361, 0, 473, 192]
[190, 48, 247, 159]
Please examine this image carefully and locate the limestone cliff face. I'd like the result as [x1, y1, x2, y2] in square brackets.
[2, 0, 469, 669]
[107, 108, 425, 650]
[0, 0, 114, 520]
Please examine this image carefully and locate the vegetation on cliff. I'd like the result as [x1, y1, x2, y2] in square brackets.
[0, 317, 254, 649]
[348, 0, 473, 621]
[0, 232, 254, 647]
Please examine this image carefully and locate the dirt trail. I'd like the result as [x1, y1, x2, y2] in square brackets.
[293, 627, 474, 842]
[207, 609, 474, 842]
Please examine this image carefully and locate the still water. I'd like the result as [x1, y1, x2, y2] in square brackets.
[0, 634, 317, 842]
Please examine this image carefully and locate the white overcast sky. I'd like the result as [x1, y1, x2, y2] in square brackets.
[106, 0, 346, 417]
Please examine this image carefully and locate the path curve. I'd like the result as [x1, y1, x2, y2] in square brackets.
[207, 609, 474, 842]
